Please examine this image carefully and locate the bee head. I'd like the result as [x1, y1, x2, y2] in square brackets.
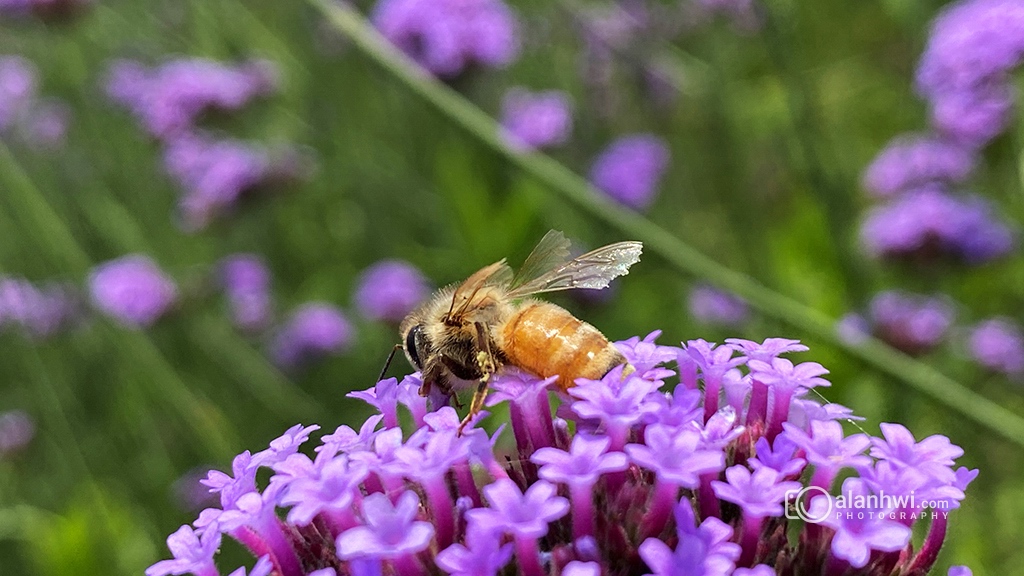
[402, 322, 428, 371]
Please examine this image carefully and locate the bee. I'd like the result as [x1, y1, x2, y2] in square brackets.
[398, 230, 643, 429]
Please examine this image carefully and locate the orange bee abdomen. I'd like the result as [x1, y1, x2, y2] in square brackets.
[500, 302, 626, 391]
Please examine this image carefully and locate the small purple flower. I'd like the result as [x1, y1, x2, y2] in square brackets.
[870, 422, 963, 483]
[436, 525, 514, 576]
[589, 134, 670, 210]
[336, 491, 435, 558]
[638, 500, 740, 576]
[270, 303, 354, 369]
[0, 410, 35, 456]
[967, 318, 1024, 376]
[688, 285, 749, 328]
[353, 260, 430, 323]
[105, 57, 278, 138]
[145, 524, 221, 576]
[724, 338, 808, 363]
[0, 277, 80, 338]
[626, 425, 725, 488]
[782, 420, 871, 488]
[280, 455, 368, 527]
[532, 434, 629, 488]
[862, 134, 975, 197]
[712, 465, 800, 518]
[20, 98, 69, 149]
[466, 479, 569, 539]
[835, 313, 871, 346]
[614, 330, 679, 380]
[88, 255, 177, 328]
[563, 561, 601, 576]
[859, 187, 1015, 264]
[0, 56, 36, 132]
[867, 291, 954, 355]
[220, 254, 272, 331]
[499, 88, 573, 151]
[748, 435, 806, 478]
[569, 368, 663, 449]
[371, 0, 520, 77]
[949, 567, 972, 576]
[162, 133, 278, 231]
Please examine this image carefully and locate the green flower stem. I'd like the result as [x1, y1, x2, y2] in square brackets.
[311, 0, 1024, 447]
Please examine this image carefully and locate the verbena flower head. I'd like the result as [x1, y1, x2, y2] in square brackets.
[916, 0, 1024, 147]
[220, 254, 273, 332]
[270, 303, 353, 369]
[859, 187, 1015, 264]
[867, 291, 954, 355]
[353, 259, 430, 323]
[105, 57, 277, 138]
[163, 133, 301, 231]
[88, 255, 177, 329]
[150, 334, 973, 576]
[688, 285, 750, 328]
[589, 134, 670, 210]
[0, 276, 81, 338]
[371, 0, 519, 77]
[499, 88, 573, 151]
[862, 134, 974, 197]
[967, 317, 1024, 376]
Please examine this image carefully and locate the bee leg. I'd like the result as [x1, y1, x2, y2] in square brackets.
[457, 324, 497, 435]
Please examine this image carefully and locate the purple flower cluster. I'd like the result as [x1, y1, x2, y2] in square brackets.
[88, 255, 178, 329]
[853, 291, 954, 356]
[149, 333, 973, 576]
[105, 57, 307, 231]
[163, 134, 300, 231]
[0, 55, 69, 149]
[688, 285, 750, 328]
[353, 260, 431, 324]
[499, 88, 573, 152]
[371, 0, 519, 77]
[589, 134, 670, 210]
[0, 275, 80, 338]
[916, 0, 1024, 148]
[967, 318, 1024, 377]
[858, 0, 1022, 267]
[859, 187, 1014, 264]
[105, 58, 277, 139]
[270, 303, 354, 370]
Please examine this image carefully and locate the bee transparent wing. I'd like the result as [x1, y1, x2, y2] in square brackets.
[507, 240, 643, 298]
[509, 230, 572, 291]
[447, 260, 514, 321]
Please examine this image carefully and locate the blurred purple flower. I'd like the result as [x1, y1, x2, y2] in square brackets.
[688, 284, 749, 328]
[172, 467, 221, 513]
[0, 277, 80, 338]
[353, 260, 430, 323]
[270, 303, 353, 369]
[835, 312, 871, 346]
[868, 291, 954, 355]
[967, 318, 1024, 376]
[220, 254, 272, 332]
[105, 57, 278, 138]
[20, 98, 69, 149]
[589, 134, 669, 210]
[0, 410, 35, 456]
[371, 0, 519, 77]
[163, 133, 285, 231]
[916, 0, 1024, 147]
[0, 55, 37, 132]
[499, 88, 572, 151]
[862, 134, 974, 197]
[88, 255, 177, 328]
[859, 187, 1015, 264]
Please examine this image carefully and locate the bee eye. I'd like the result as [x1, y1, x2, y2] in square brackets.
[405, 324, 425, 370]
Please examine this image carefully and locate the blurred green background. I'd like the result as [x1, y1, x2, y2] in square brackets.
[1, 0, 1023, 573]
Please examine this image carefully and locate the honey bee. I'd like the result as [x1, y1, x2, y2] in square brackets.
[398, 230, 643, 429]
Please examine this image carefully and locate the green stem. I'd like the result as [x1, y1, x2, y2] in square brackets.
[310, 0, 1024, 448]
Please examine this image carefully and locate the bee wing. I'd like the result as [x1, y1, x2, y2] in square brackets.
[447, 259, 514, 321]
[507, 240, 643, 298]
[509, 230, 572, 291]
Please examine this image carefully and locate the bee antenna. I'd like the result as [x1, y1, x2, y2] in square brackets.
[377, 344, 403, 384]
